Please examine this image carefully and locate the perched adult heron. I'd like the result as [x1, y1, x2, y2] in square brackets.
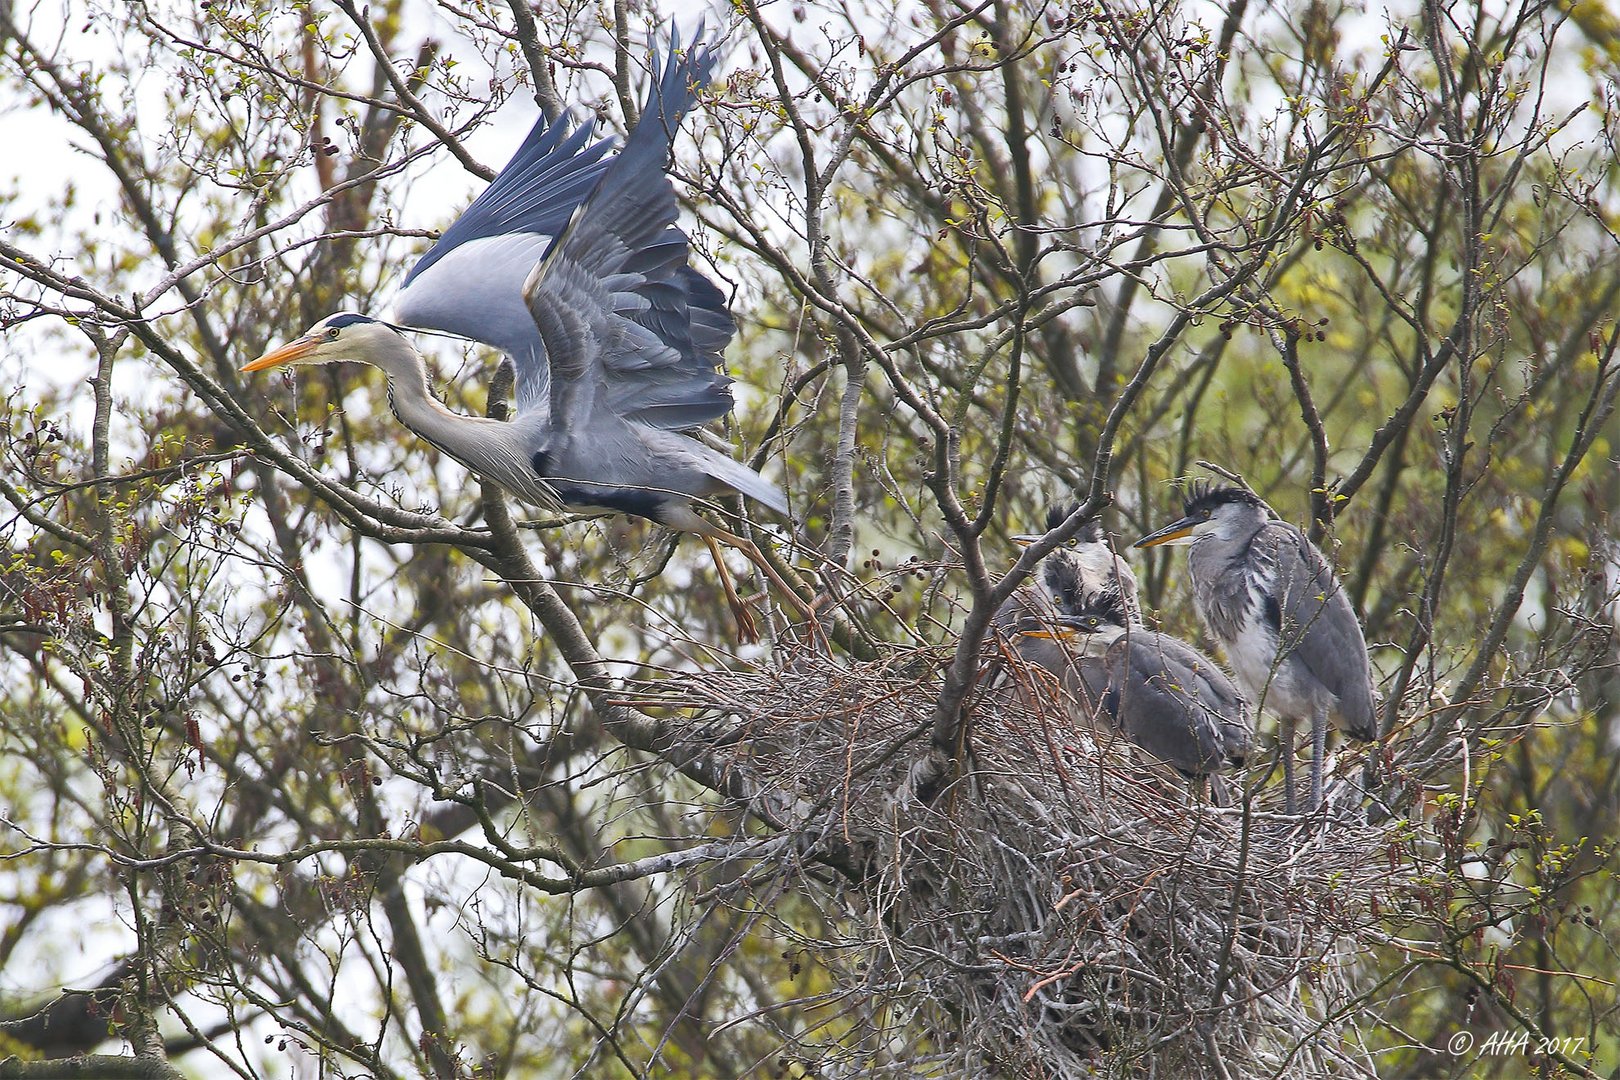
[1011, 503, 1141, 625]
[1134, 482, 1378, 812]
[243, 29, 806, 642]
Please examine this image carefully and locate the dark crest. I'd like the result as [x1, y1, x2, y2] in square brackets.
[1069, 584, 1128, 627]
[1043, 554, 1127, 624]
[1043, 502, 1104, 544]
[1181, 480, 1263, 518]
[1041, 554, 1085, 613]
[326, 312, 378, 330]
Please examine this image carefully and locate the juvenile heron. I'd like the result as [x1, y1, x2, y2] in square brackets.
[991, 539, 1086, 721]
[1011, 503, 1141, 625]
[244, 29, 807, 642]
[1134, 482, 1378, 812]
[992, 506, 1129, 711]
[1032, 583, 1251, 796]
[994, 529, 1249, 797]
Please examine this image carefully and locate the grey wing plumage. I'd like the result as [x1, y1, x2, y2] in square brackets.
[392, 112, 614, 413]
[523, 28, 736, 432]
[1109, 633, 1251, 775]
[402, 115, 611, 290]
[1270, 526, 1380, 740]
[394, 28, 735, 429]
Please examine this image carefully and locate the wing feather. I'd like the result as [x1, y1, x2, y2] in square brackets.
[1273, 526, 1379, 738]
[524, 28, 737, 433]
[393, 30, 737, 430]
[1112, 633, 1251, 774]
[392, 115, 615, 415]
[402, 116, 611, 290]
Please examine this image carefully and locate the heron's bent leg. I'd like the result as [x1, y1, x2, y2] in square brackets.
[709, 525, 815, 621]
[1281, 717, 1298, 815]
[1310, 701, 1328, 813]
[701, 534, 759, 644]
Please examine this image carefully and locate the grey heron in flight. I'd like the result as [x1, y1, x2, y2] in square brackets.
[244, 28, 807, 642]
[1134, 482, 1378, 812]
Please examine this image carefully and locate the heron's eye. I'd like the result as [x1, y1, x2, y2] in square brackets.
[325, 327, 341, 341]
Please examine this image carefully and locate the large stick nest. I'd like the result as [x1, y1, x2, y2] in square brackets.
[648, 644, 1412, 1078]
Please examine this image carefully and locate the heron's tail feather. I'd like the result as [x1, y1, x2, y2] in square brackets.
[701, 448, 789, 518]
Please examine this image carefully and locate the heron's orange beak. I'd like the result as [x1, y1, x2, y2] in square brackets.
[241, 336, 319, 373]
[1018, 627, 1078, 641]
[1132, 517, 1196, 548]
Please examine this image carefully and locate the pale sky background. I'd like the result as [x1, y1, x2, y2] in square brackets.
[4, 1, 1616, 1070]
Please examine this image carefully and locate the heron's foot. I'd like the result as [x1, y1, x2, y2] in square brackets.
[753, 556, 828, 648]
[702, 533, 760, 645]
[729, 598, 760, 645]
[706, 526, 819, 644]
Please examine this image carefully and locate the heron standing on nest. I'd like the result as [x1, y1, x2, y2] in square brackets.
[1134, 481, 1378, 812]
[1019, 579, 1252, 801]
[994, 511, 1249, 799]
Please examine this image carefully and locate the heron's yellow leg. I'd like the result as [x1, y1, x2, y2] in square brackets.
[706, 526, 815, 621]
[701, 534, 759, 644]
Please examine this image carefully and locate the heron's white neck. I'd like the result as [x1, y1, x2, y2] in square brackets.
[362, 331, 511, 468]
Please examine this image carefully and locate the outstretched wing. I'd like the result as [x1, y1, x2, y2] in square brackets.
[392, 112, 614, 414]
[522, 27, 735, 434]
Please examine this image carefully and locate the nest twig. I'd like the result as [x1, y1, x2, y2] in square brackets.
[641, 643, 1414, 1078]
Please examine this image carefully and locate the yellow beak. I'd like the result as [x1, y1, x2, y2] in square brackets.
[1017, 626, 1078, 641]
[1132, 519, 1196, 548]
[241, 336, 320, 373]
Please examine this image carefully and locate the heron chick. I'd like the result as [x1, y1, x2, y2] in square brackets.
[1023, 579, 1253, 798]
[1134, 482, 1378, 813]
[1010, 503, 1142, 625]
[993, 525, 1248, 799]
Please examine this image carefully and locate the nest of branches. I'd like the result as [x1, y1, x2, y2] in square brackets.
[645, 643, 1412, 1079]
